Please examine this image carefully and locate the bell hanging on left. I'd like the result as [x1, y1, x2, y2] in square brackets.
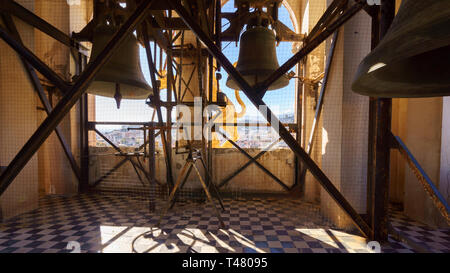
[86, 21, 153, 108]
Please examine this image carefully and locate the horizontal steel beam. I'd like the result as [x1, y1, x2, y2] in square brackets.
[94, 128, 152, 176]
[170, 0, 371, 237]
[0, 0, 155, 197]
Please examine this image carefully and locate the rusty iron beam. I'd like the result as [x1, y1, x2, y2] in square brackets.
[93, 128, 151, 177]
[0, 0, 155, 196]
[142, 23, 175, 190]
[370, 0, 395, 242]
[169, 0, 371, 237]
[78, 52, 89, 192]
[220, 12, 304, 42]
[391, 134, 450, 222]
[366, 4, 381, 229]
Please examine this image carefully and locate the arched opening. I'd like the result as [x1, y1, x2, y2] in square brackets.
[217, 0, 299, 149]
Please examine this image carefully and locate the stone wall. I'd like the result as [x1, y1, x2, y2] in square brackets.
[0, 0, 38, 220]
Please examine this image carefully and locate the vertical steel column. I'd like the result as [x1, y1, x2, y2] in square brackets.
[148, 128, 156, 212]
[166, 12, 175, 190]
[366, 4, 381, 229]
[79, 54, 89, 192]
[371, 0, 395, 242]
[142, 24, 175, 190]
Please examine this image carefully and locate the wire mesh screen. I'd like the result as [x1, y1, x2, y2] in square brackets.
[2, 0, 449, 255]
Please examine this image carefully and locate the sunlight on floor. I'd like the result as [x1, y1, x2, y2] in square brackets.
[97, 224, 374, 253]
[99, 225, 276, 253]
[295, 228, 370, 253]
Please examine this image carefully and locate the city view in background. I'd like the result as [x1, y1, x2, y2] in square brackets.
[95, 112, 295, 149]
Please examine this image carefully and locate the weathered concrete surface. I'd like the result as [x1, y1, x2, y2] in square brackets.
[320, 2, 371, 230]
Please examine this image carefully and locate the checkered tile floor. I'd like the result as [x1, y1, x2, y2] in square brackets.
[0, 192, 448, 253]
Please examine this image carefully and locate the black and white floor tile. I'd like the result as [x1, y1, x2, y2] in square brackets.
[0, 193, 448, 253]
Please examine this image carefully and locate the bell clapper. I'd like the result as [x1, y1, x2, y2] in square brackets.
[114, 83, 122, 109]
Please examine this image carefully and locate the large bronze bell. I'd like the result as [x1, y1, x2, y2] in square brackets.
[226, 25, 289, 92]
[352, 0, 450, 98]
[86, 22, 153, 102]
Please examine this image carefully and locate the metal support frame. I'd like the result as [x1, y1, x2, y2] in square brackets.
[166, 12, 175, 191]
[0, 0, 380, 237]
[157, 148, 225, 228]
[0, 0, 155, 196]
[92, 128, 153, 185]
[391, 134, 450, 222]
[369, 0, 395, 242]
[215, 129, 289, 191]
[169, 0, 371, 237]
[79, 55, 89, 192]
[218, 138, 282, 189]
[366, 3, 381, 231]
[142, 23, 175, 190]
[0, 14, 81, 183]
[307, 0, 347, 42]
[89, 121, 163, 188]
[299, 30, 339, 186]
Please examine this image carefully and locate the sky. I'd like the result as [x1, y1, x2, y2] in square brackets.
[95, 2, 297, 132]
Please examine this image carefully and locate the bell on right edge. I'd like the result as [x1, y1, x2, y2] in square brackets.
[352, 0, 450, 98]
